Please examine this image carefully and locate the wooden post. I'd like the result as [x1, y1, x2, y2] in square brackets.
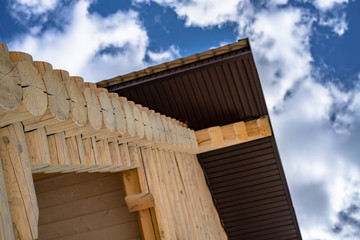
[0, 156, 15, 240]
[0, 123, 39, 239]
[121, 168, 159, 240]
[25, 127, 51, 171]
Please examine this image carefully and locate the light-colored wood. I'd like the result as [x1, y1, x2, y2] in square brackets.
[161, 150, 186, 239]
[0, 43, 22, 114]
[141, 147, 170, 240]
[108, 140, 122, 169]
[143, 107, 152, 142]
[98, 88, 115, 132]
[222, 121, 248, 143]
[45, 70, 87, 134]
[0, 52, 47, 127]
[120, 98, 136, 139]
[118, 142, 131, 168]
[194, 116, 272, 153]
[125, 192, 155, 212]
[149, 110, 160, 144]
[129, 145, 141, 167]
[0, 155, 15, 240]
[45, 132, 70, 172]
[121, 167, 159, 240]
[35, 172, 142, 240]
[133, 104, 145, 139]
[35, 62, 70, 121]
[152, 149, 177, 240]
[109, 93, 126, 135]
[22, 61, 70, 131]
[64, 136, 84, 171]
[95, 138, 113, 170]
[196, 126, 223, 152]
[156, 113, 166, 145]
[0, 123, 39, 239]
[25, 127, 51, 170]
[83, 81, 102, 130]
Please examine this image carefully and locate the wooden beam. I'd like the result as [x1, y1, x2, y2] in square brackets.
[121, 168, 159, 240]
[125, 193, 155, 212]
[0, 123, 39, 239]
[0, 155, 15, 240]
[194, 116, 272, 154]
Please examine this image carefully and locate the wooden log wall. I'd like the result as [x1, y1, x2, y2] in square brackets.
[0, 41, 272, 240]
[0, 42, 199, 175]
[122, 146, 228, 240]
[33, 172, 142, 240]
[0, 42, 200, 240]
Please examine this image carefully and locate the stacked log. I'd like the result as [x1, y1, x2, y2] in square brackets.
[0, 42, 198, 176]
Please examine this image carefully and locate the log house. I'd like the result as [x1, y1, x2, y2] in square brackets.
[0, 39, 301, 239]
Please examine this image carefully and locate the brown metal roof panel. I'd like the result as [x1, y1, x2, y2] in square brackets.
[210, 169, 281, 190]
[197, 138, 301, 240]
[110, 51, 266, 130]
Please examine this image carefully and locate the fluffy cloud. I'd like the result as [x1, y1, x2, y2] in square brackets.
[8, 0, 180, 82]
[8, 0, 60, 23]
[147, 45, 180, 63]
[312, 0, 349, 11]
[135, 0, 241, 27]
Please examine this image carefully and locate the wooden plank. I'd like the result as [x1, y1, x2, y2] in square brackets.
[25, 127, 51, 170]
[163, 150, 192, 239]
[36, 173, 120, 208]
[37, 190, 125, 225]
[0, 155, 15, 240]
[38, 207, 137, 239]
[34, 172, 112, 193]
[168, 151, 198, 239]
[0, 123, 39, 239]
[53, 221, 141, 240]
[125, 193, 155, 212]
[121, 168, 158, 240]
[141, 147, 169, 240]
[175, 152, 206, 238]
[194, 116, 272, 154]
[152, 149, 178, 240]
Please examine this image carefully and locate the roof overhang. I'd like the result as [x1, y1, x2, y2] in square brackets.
[98, 38, 302, 240]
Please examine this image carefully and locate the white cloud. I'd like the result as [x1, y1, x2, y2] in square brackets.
[8, 0, 60, 23]
[136, 0, 241, 27]
[319, 12, 348, 36]
[9, 0, 148, 82]
[312, 0, 349, 11]
[9, 0, 183, 82]
[147, 45, 180, 63]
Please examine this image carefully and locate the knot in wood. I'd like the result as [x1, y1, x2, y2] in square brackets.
[2, 136, 9, 144]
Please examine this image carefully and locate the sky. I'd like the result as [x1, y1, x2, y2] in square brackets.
[1, 0, 360, 239]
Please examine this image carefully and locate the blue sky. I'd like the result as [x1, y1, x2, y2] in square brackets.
[1, 0, 360, 239]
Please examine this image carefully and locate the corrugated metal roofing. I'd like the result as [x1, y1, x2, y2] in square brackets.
[106, 50, 265, 130]
[100, 39, 302, 240]
[198, 137, 301, 240]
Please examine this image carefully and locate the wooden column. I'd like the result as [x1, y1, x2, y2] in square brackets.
[0, 123, 38, 239]
[121, 156, 160, 240]
[0, 156, 15, 240]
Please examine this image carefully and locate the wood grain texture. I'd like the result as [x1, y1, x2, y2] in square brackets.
[0, 43, 22, 114]
[0, 123, 39, 239]
[0, 155, 15, 240]
[34, 172, 141, 240]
